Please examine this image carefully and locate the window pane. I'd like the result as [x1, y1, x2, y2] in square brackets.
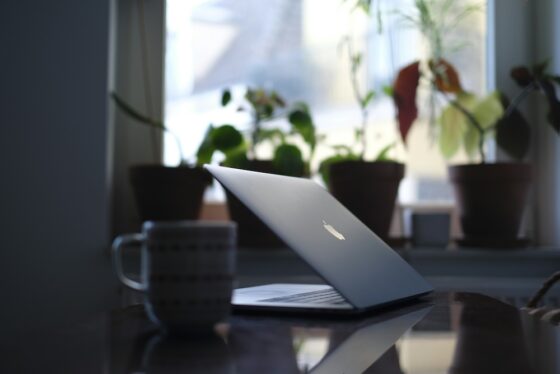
[164, 0, 487, 203]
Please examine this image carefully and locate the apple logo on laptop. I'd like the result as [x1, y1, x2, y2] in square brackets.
[323, 220, 345, 240]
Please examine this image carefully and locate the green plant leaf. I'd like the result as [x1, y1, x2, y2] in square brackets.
[111, 92, 165, 130]
[288, 109, 312, 128]
[344, 0, 373, 15]
[382, 85, 394, 97]
[462, 124, 480, 160]
[331, 144, 357, 157]
[112, 92, 186, 162]
[288, 109, 315, 147]
[273, 144, 305, 177]
[212, 125, 243, 152]
[222, 145, 249, 169]
[292, 101, 310, 113]
[270, 91, 286, 107]
[357, 0, 372, 14]
[471, 91, 504, 129]
[438, 92, 476, 159]
[259, 104, 274, 119]
[245, 87, 286, 123]
[196, 125, 216, 165]
[361, 90, 376, 109]
[495, 101, 531, 160]
[244, 88, 257, 104]
[221, 89, 232, 106]
[354, 128, 364, 143]
[374, 142, 395, 161]
[438, 106, 464, 159]
[351, 53, 362, 73]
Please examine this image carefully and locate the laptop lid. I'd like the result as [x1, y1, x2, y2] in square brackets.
[205, 165, 433, 310]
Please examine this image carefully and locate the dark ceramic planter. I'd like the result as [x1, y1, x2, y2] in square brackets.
[450, 298, 532, 373]
[328, 161, 405, 240]
[130, 165, 211, 221]
[448, 163, 532, 247]
[224, 160, 288, 248]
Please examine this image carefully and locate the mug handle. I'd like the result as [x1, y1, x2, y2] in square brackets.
[112, 233, 147, 291]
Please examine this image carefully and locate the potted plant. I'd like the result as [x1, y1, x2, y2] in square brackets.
[446, 63, 559, 247]
[317, 4, 403, 242]
[200, 87, 317, 176]
[198, 87, 318, 247]
[111, 93, 215, 222]
[394, 57, 560, 246]
[391, 1, 560, 247]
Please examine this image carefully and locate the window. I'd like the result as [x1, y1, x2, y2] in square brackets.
[164, 0, 487, 204]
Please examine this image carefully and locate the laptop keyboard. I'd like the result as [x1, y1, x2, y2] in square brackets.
[260, 288, 348, 305]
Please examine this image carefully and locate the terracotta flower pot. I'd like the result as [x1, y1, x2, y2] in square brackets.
[448, 163, 532, 247]
[129, 165, 211, 221]
[224, 160, 287, 248]
[328, 161, 405, 240]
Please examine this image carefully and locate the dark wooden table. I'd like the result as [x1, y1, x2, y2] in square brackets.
[3, 291, 558, 373]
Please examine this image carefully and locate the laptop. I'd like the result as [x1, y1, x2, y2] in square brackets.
[204, 165, 433, 313]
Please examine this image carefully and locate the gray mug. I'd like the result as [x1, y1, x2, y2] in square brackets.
[112, 221, 237, 334]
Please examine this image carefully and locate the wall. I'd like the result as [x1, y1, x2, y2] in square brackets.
[534, 0, 560, 245]
[0, 0, 118, 333]
[491, 0, 560, 246]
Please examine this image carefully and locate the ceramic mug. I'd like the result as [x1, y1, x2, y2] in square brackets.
[112, 221, 237, 333]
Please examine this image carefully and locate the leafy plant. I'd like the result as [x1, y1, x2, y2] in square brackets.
[387, 0, 540, 163]
[318, 1, 395, 185]
[318, 142, 395, 185]
[440, 60, 560, 162]
[397, 59, 560, 163]
[340, 37, 378, 160]
[392, 0, 482, 144]
[197, 87, 318, 177]
[437, 90, 504, 161]
[396, 0, 481, 62]
[504, 61, 560, 138]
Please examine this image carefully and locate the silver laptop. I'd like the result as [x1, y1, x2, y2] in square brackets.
[205, 165, 433, 313]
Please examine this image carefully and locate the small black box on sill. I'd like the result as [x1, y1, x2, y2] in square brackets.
[411, 213, 451, 248]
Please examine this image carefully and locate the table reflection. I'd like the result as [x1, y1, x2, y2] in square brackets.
[449, 294, 534, 374]
[107, 293, 560, 374]
[111, 303, 431, 374]
[139, 332, 234, 374]
[298, 307, 430, 373]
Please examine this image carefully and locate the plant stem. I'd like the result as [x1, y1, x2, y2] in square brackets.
[361, 108, 369, 158]
[429, 81, 437, 129]
[250, 115, 260, 160]
[112, 93, 187, 164]
[503, 81, 537, 119]
[345, 38, 368, 160]
[137, 120, 186, 165]
[444, 93, 486, 163]
[132, 117, 186, 165]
